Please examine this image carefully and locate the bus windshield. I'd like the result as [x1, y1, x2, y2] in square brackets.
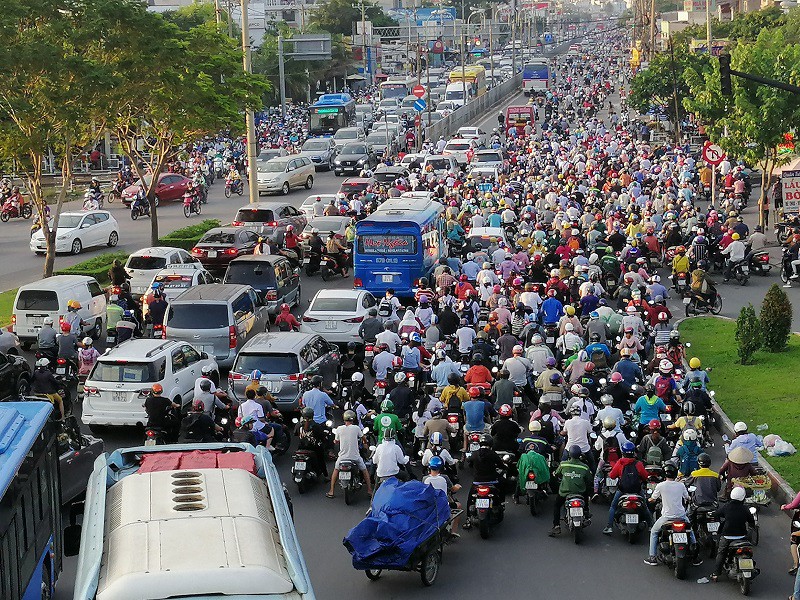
[380, 83, 410, 99]
[310, 108, 345, 135]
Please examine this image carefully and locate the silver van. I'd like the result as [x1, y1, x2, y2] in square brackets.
[164, 284, 270, 368]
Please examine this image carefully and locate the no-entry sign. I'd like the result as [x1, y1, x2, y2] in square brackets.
[412, 85, 426, 99]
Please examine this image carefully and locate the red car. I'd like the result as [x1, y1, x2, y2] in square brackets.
[121, 172, 193, 206]
[190, 227, 260, 273]
[338, 177, 376, 199]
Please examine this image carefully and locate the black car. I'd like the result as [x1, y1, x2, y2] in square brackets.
[373, 165, 410, 185]
[333, 143, 378, 175]
[223, 254, 301, 317]
[0, 351, 32, 400]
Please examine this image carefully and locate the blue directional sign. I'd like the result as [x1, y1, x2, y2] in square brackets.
[413, 98, 427, 112]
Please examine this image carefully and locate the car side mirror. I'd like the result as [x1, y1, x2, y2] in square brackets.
[200, 352, 209, 360]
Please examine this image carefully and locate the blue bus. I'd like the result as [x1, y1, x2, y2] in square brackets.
[309, 93, 356, 136]
[353, 195, 446, 298]
[522, 61, 550, 95]
[0, 401, 62, 600]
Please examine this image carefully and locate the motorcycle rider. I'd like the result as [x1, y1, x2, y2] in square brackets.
[30, 358, 65, 419]
[727, 421, 763, 463]
[274, 303, 300, 331]
[388, 372, 416, 421]
[638, 419, 671, 459]
[690, 259, 717, 306]
[372, 427, 410, 486]
[686, 453, 721, 519]
[634, 383, 667, 435]
[491, 404, 522, 453]
[77, 337, 100, 377]
[326, 410, 373, 498]
[708, 486, 756, 582]
[466, 434, 507, 507]
[424, 456, 462, 535]
[36, 317, 58, 361]
[296, 407, 329, 479]
[178, 399, 219, 443]
[644, 462, 701, 566]
[517, 438, 551, 488]
[143, 383, 180, 441]
[373, 399, 403, 443]
[550, 445, 593, 537]
[326, 231, 348, 276]
[603, 440, 652, 534]
[300, 375, 336, 425]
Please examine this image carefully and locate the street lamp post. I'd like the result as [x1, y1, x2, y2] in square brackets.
[463, 8, 484, 105]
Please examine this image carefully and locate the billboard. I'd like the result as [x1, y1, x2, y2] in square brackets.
[783, 170, 800, 214]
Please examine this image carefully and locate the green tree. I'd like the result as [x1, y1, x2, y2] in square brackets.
[760, 284, 793, 352]
[734, 303, 762, 364]
[0, 0, 114, 277]
[310, 0, 396, 36]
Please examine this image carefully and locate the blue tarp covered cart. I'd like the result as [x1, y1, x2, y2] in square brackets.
[342, 477, 458, 586]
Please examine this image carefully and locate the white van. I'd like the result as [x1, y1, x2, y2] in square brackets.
[13, 275, 107, 349]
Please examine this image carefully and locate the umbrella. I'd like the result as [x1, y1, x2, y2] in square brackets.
[728, 446, 754, 464]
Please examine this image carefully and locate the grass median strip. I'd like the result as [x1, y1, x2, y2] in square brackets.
[55, 251, 130, 285]
[679, 316, 800, 489]
[0, 288, 18, 328]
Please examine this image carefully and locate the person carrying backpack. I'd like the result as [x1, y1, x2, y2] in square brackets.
[603, 441, 652, 534]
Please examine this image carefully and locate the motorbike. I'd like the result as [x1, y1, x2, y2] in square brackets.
[291, 449, 321, 494]
[106, 181, 125, 203]
[224, 179, 244, 198]
[337, 459, 366, 505]
[598, 463, 618, 503]
[562, 494, 589, 544]
[144, 426, 170, 446]
[54, 357, 78, 384]
[654, 519, 695, 579]
[105, 328, 117, 347]
[0, 199, 32, 222]
[130, 198, 151, 220]
[320, 250, 349, 281]
[519, 466, 548, 516]
[543, 323, 559, 351]
[303, 249, 322, 277]
[467, 479, 505, 539]
[727, 260, 749, 286]
[183, 192, 202, 218]
[780, 247, 795, 286]
[746, 249, 771, 276]
[716, 538, 759, 594]
[445, 412, 462, 453]
[684, 289, 723, 316]
[671, 272, 690, 297]
[691, 500, 721, 557]
[611, 493, 648, 543]
[511, 386, 527, 422]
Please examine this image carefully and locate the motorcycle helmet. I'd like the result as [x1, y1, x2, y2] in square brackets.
[241, 415, 256, 426]
[381, 399, 395, 413]
[430, 432, 443, 446]
[428, 456, 444, 471]
[498, 404, 513, 417]
[730, 486, 746, 502]
[663, 463, 679, 479]
[621, 441, 636, 456]
[199, 379, 212, 392]
[409, 332, 422, 343]
[468, 386, 482, 398]
[682, 401, 695, 416]
[60, 322, 72, 333]
[36, 357, 50, 368]
[645, 382, 656, 394]
[479, 434, 493, 448]
[569, 405, 582, 416]
[568, 445, 582, 459]
[648, 419, 662, 431]
[683, 429, 698, 441]
[151, 383, 163, 394]
[529, 420, 542, 432]
[82, 337, 93, 346]
[343, 410, 356, 422]
[383, 427, 397, 441]
[659, 359, 673, 374]
[610, 372, 623, 383]
[352, 372, 364, 383]
[734, 421, 748, 433]
[43, 316, 54, 326]
[602, 416, 616, 430]
[689, 357, 701, 369]
[301, 407, 315, 420]
[697, 453, 712, 468]
[251, 369, 262, 381]
[600, 394, 613, 406]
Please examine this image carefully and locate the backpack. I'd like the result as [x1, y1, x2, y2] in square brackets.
[378, 298, 392, 318]
[654, 376, 673, 400]
[537, 416, 555, 443]
[604, 435, 621, 464]
[618, 461, 642, 493]
[646, 445, 663, 465]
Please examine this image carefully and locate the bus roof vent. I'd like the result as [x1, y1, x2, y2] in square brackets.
[171, 471, 206, 511]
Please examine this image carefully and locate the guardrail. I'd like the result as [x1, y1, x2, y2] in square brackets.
[426, 74, 522, 141]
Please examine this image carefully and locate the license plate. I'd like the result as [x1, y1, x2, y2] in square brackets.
[339, 471, 351, 480]
[375, 388, 385, 397]
[263, 381, 274, 393]
[738, 558, 754, 570]
[208, 250, 217, 258]
[569, 507, 584, 517]
[30, 316, 44, 326]
[743, 570, 752, 578]
[546, 337, 554, 344]
[660, 413, 672, 422]
[513, 397, 523, 405]
[302, 258, 310, 264]
[706, 522, 719, 532]
[145, 439, 156, 446]
[112, 392, 127, 402]
[56, 367, 66, 375]
[625, 514, 639, 524]
[683, 297, 691, 304]
[294, 461, 307, 471]
[365, 350, 374, 358]
[381, 274, 393, 283]
[526, 481, 538, 490]
[469, 443, 480, 452]
[672, 532, 688, 543]
[742, 266, 749, 273]
[475, 498, 490, 509]
[606, 477, 618, 487]
[325, 321, 337, 330]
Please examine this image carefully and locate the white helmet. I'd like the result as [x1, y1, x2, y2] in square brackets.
[351, 372, 364, 383]
[36, 358, 50, 368]
[734, 421, 748, 433]
[730, 486, 746, 501]
[394, 372, 407, 384]
[683, 429, 698, 441]
[82, 337, 93, 346]
[600, 394, 613, 406]
[43, 316, 54, 326]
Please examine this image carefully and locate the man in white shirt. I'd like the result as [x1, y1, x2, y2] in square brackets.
[563, 406, 594, 471]
[372, 428, 409, 483]
[455, 320, 476, 354]
[721, 233, 747, 282]
[375, 325, 402, 354]
[644, 463, 699, 566]
[327, 411, 372, 497]
[312, 196, 326, 217]
[238, 388, 267, 432]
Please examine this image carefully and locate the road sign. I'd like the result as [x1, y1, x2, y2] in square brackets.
[412, 85, 426, 99]
[414, 114, 421, 126]
[413, 98, 426, 112]
[702, 142, 726, 166]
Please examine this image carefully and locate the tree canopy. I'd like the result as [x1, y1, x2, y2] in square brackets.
[310, 0, 396, 36]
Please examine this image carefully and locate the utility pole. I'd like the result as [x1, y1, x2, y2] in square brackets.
[511, 0, 518, 76]
[460, 0, 466, 106]
[214, 0, 222, 26]
[241, 0, 258, 204]
[352, 0, 369, 84]
[668, 37, 681, 145]
[278, 35, 287, 118]
[226, 0, 234, 37]
[705, 0, 712, 56]
[488, 7, 494, 82]
[649, 0, 656, 60]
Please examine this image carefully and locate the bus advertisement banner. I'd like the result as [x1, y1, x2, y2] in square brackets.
[359, 234, 417, 254]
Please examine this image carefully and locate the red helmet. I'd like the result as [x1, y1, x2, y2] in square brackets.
[676, 245, 686, 254]
[498, 404, 513, 417]
[235, 416, 243, 428]
[468, 386, 481, 398]
[584, 361, 595, 372]
[280, 303, 290, 311]
[610, 372, 623, 383]
[648, 419, 661, 431]
[60, 322, 71, 333]
[392, 357, 403, 368]
[512, 277, 523, 287]
[493, 284, 501, 294]
[459, 274, 468, 282]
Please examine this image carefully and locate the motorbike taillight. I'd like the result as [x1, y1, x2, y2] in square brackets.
[569, 499, 583, 508]
[624, 497, 640, 509]
[470, 433, 480, 442]
[672, 521, 687, 532]
[527, 472, 536, 481]
[447, 415, 459, 423]
[146, 430, 155, 438]
[476, 485, 491, 497]
[57, 358, 66, 365]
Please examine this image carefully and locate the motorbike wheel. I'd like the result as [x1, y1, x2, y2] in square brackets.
[183, 204, 191, 218]
[131, 208, 139, 221]
[0, 212, 8, 223]
[711, 294, 723, 315]
[685, 298, 694, 317]
[748, 522, 759, 546]
[365, 569, 382, 581]
[420, 547, 441, 586]
[22, 205, 32, 218]
[237, 186, 243, 196]
[479, 518, 490, 539]
[737, 273, 749, 286]
[626, 529, 640, 545]
[224, 187, 232, 198]
[573, 524, 582, 545]
[321, 268, 330, 282]
[106, 192, 114, 203]
[782, 266, 790, 284]
[739, 575, 751, 596]
[529, 495, 537, 516]
[674, 556, 687, 580]
[296, 480, 307, 494]
[344, 485, 354, 506]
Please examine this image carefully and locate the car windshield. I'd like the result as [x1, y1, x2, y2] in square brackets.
[56, 215, 83, 229]
[334, 130, 358, 139]
[310, 297, 358, 312]
[16, 290, 58, 311]
[224, 262, 277, 286]
[447, 143, 470, 150]
[167, 304, 229, 329]
[235, 353, 299, 376]
[235, 208, 274, 223]
[200, 232, 235, 245]
[128, 256, 167, 270]
[260, 151, 282, 160]
[475, 153, 500, 162]
[459, 129, 477, 136]
[259, 161, 288, 173]
[308, 218, 344, 232]
[342, 144, 367, 155]
[302, 140, 329, 151]
[366, 134, 391, 144]
[89, 359, 164, 383]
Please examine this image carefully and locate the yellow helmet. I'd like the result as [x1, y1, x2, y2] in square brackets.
[731, 232, 740, 240]
[689, 357, 701, 369]
[67, 299, 81, 309]
[485, 192, 492, 199]
[565, 305, 575, 316]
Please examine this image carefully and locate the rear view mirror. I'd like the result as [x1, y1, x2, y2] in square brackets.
[200, 352, 209, 360]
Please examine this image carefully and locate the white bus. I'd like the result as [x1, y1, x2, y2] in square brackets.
[380, 76, 418, 101]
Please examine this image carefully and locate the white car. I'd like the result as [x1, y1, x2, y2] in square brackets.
[82, 339, 218, 429]
[456, 127, 488, 147]
[125, 247, 200, 298]
[466, 226, 511, 250]
[471, 149, 504, 168]
[300, 194, 337, 218]
[443, 138, 478, 166]
[435, 101, 457, 116]
[30, 211, 119, 255]
[300, 289, 378, 344]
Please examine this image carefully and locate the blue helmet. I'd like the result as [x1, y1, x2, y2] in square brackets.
[428, 456, 444, 471]
[251, 370, 262, 380]
[621, 440, 636, 456]
[409, 332, 422, 343]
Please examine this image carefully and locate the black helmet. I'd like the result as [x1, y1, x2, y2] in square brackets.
[479, 434, 493, 448]
[663, 463, 679, 479]
[347, 341, 357, 351]
[568, 445, 582, 459]
[199, 379, 212, 392]
[369, 308, 377, 317]
[447, 372, 460, 385]
[472, 353, 484, 364]
[419, 277, 429, 287]
[301, 407, 314, 419]
[257, 386, 269, 396]
[590, 332, 600, 342]
[697, 453, 711, 468]
[645, 382, 656, 394]
[311, 375, 323, 387]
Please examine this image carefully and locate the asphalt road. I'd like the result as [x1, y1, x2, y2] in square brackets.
[43, 54, 797, 600]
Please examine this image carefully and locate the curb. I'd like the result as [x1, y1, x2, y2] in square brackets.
[678, 315, 797, 508]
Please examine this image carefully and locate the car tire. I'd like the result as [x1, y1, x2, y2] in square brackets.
[305, 176, 313, 190]
[71, 238, 82, 255]
[108, 231, 119, 247]
[282, 182, 290, 195]
[21, 341, 32, 351]
[17, 376, 30, 397]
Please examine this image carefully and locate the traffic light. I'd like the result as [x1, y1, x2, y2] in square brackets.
[719, 54, 732, 97]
